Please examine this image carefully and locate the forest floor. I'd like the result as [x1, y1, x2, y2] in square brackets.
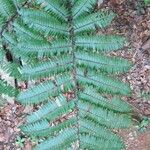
[103, 0, 150, 149]
[0, 0, 150, 150]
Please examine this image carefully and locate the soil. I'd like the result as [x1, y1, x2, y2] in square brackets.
[0, 0, 150, 150]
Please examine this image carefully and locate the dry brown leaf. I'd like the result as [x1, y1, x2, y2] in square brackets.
[23, 141, 32, 150]
[142, 38, 150, 50]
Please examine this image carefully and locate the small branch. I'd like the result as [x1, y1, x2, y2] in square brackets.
[14, 78, 19, 89]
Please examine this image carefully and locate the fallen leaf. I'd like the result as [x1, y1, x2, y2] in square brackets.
[23, 141, 32, 150]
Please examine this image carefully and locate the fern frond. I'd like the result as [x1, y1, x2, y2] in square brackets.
[19, 8, 69, 36]
[76, 35, 126, 52]
[80, 88, 132, 113]
[27, 101, 58, 123]
[80, 119, 123, 142]
[0, 49, 4, 61]
[3, 62, 21, 78]
[0, 15, 6, 28]
[36, 0, 68, 21]
[22, 117, 76, 137]
[77, 69, 131, 95]
[13, 20, 45, 41]
[79, 101, 131, 128]
[2, 31, 31, 61]
[72, 0, 98, 18]
[0, 0, 16, 18]
[15, 0, 27, 6]
[74, 11, 116, 33]
[3, 0, 133, 149]
[145, 0, 150, 5]
[76, 51, 132, 74]
[0, 79, 18, 97]
[2, 31, 17, 45]
[18, 74, 74, 104]
[42, 100, 76, 122]
[21, 55, 73, 80]
[80, 135, 124, 150]
[17, 38, 71, 56]
[27, 95, 74, 123]
[21, 119, 50, 133]
[34, 128, 77, 150]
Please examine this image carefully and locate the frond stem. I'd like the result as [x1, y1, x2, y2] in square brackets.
[67, 0, 80, 149]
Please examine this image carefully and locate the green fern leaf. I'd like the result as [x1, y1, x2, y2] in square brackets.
[0, 79, 18, 97]
[36, 0, 68, 21]
[76, 51, 132, 74]
[74, 11, 116, 33]
[72, 0, 98, 18]
[34, 128, 77, 150]
[19, 8, 69, 35]
[0, 0, 134, 149]
[20, 55, 73, 80]
[76, 35, 126, 52]
[0, 0, 16, 18]
[18, 74, 74, 104]
[0, 49, 4, 61]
